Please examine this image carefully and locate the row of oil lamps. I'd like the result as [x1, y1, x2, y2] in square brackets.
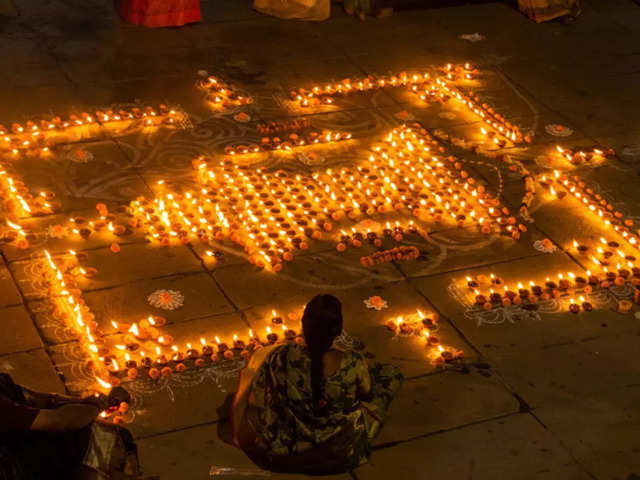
[222, 130, 352, 156]
[198, 76, 252, 108]
[384, 310, 464, 365]
[463, 262, 639, 314]
[286, 63, 522, 146]
[0, 163, 57, 218]
[359, 245, 420, 267]
[288, 64, 476, 107]
[0, 162, 58, 250]
[1, 105, 182, 157]
[554, 145, 614, 166]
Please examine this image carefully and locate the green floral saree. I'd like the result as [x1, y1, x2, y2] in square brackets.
[245, 344, 403, 473]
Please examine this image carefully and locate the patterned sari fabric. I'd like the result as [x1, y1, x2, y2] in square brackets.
[248, 344, 403, 473]
[0, 374, 140, 480]
[120, 0, 202, 27]
[518, 0, 581, 23]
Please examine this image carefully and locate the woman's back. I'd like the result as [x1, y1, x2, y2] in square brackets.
[252, 344, 366, 419]
[321, 349, 370, 415]
[234, 294, 402, 474]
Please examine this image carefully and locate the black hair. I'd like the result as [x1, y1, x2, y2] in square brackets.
[301, 294, 343, 414]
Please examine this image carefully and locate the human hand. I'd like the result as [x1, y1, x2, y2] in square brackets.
[82, 393, 110, 411]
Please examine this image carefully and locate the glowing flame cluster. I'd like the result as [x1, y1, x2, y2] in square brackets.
[386, 309, 462, 365]
[223, 130, 353, 156]
[199, 76, 251, 108]
[129, 124, 521, 271]
[0, 167, 55, 218]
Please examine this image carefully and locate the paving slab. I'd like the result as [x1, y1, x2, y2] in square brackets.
[356, 413, 590, 480]
[536, 384, 640, 480]
[0, 305, 43, 355]
[0, 0, 17, 16]
[479, 331, 640, 412]
[28, 298, 76, 346]
[137, 421, 354, 480]
[0, 264, 22, 306]
[0, 348, 66, 394]
[374, 370, 519, 445]
[10, 139, 152, 213]
[0, 37, 68, 89]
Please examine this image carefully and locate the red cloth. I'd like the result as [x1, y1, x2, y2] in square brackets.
[120, 0, 201, 27]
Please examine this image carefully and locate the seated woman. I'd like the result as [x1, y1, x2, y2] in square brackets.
[232, 294, 403, 474]
[0, 373, 142, 479]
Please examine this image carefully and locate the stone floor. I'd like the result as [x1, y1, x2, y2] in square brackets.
[2, 0, 640, 479]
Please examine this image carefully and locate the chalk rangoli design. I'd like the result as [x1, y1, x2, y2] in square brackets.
[147, 289, 185, 311]
[545, 124, 573, 137]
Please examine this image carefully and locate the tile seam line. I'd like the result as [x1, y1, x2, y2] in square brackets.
[0, 346, 45, 359]
[134, 417, 225, 441]
[185, 244, 248, 327]
[371, 410, 522, 451]
[18, 267, 208, 302]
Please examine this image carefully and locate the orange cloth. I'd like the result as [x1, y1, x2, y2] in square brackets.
[120, 0, 201, 27]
